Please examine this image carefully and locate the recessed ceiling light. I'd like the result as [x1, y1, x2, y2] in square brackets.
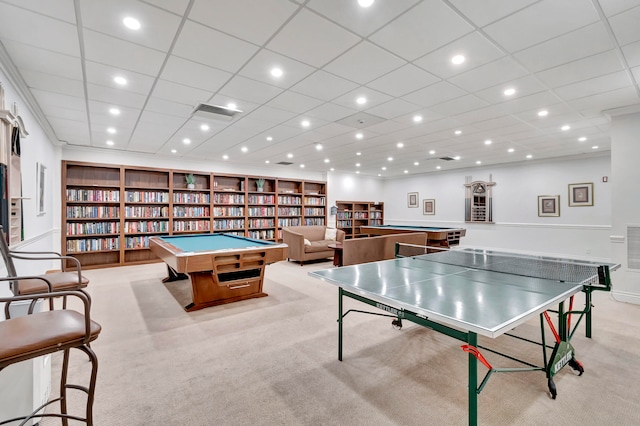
[454, 156, 461, 160]
[414, 162, 419, 166]
[397, 142, 404, 148]
[579, 137, 587, 142]
[561, 125, 571, 131]
[107, 127, 116, 134]
[454, 130, 462, 135]
[404, 170, 409, 174]
[429, 150, 436, 155]
[270, 67, 283, 78]
[227, 103, 237, 110]
[171, 149, 177, 154]
[436, 166, 441, 170]
[200, 124, 209, 131]
[222, 154, 229, 160]
[324, 159, 330, 163]
[182, 138, 191, 144]
[387, 157, 393, 161]
[266, 136, 273, 141]
[356, 171, 360, 174]
[508, 148, 515, 153]
[358, 0, 374, 7]
[476, 160, 482, 164]
[413, 115, 423, 123]
[241, 147, 248, 153]
[315, 144, 322, 151]
[301, 120, 310, 127]
[592, 146, 599, 149]
[378, 174, 381, 177]
[265, 160, 270, 164]
[123, 17, 141, 30]
[356, 163, 360, 167]
[484, 139, 492, 145]
[109, 108, 120, 116]
[381, 167, 386, 171]
[106, 140, 114, 146]
[113, 76, 127, 85]
[356, 96, 367, 105]
[300, 164, 305, 168]
[330, 168, 335, 171]
[451, 55, 465, 65]
[287, 153, 293, 158]
[355, 133, 363, 140]
[356, 152, 361, 156]
[526, 154, 533, 159]
[537, 110, 548, 117]
[504, 88, 516, 96]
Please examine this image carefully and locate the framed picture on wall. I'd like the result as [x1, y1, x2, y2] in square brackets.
[538, 195, 559, 217]
[36, 162, 46, 216]
[423, 199, 435, 215]
[568, 183, 593, 207]
[407, 192, 419, 208]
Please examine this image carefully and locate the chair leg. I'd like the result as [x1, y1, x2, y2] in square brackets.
[61, 349, 70, 426]
[58, 344, 98, 425]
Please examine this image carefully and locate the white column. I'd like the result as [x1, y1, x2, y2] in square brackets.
[607, 106, 640, 304]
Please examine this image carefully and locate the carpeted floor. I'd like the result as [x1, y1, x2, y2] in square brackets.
[37, 259, 640, 425]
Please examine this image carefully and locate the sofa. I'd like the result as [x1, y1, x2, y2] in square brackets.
[341, 232, 428, 266]
[282, 225, 345, 265]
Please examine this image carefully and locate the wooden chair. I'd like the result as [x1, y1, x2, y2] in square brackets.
[0, 226, 89, 307]
[0, 276, 101, 425]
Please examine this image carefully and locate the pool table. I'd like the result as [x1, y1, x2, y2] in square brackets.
[149, 233, 288, 311]
[359, 225, 466, 247]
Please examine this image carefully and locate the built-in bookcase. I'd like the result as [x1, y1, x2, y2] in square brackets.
[335, 200, 384, 239]
[62, 161, 327, 269]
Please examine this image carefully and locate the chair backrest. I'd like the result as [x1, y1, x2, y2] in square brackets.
[0, 226, 20, 291]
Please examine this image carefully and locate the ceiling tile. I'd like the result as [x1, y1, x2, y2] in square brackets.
[83, 29, 166, 76]
[447, 0, 538, 27]
[369, 0, 474, 61]
[608, 5, 640, 45]
[1, 40, 82, 80]
[534, 49, 625, 88]
[218, 75, 283, 105]
[84, 60, 156, 95]
[0, 0, 76, 23]
[267, 8, 360, 68]
[0, 3, 79, 56]
[324, 41, 406, 84]
[448, 56, 529, 92]
[289, 71, 359, 101]
[160, 56, 232, 92]
[20, 70, 84, 98]
[514, 22, 615, 73]
[266, 90, 324, 114]
[238, 49, 316, 89]
[189, 0, 297, 45]
[173, 20, 259, 72]
[554, 71, 633, 101]
[483, 0, 600, 52]
[365, 99, 423, 120]
[367, 64, 440, 97]
[402, 81, 466, 108]
[87, 83, 148, 109]
[151, 79, 214, 106]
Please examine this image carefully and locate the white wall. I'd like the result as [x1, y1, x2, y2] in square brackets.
[325, 171, 383, 227]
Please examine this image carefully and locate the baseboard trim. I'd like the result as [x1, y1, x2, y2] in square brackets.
[611, 290, 640, 305]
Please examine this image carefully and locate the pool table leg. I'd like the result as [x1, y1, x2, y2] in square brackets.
[162, 265, 189, 283]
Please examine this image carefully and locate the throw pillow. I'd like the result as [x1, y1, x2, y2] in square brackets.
[324, 228, 337, 241]
[304, 238, 311, 246]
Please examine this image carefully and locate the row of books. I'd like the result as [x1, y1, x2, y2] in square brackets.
[124, 221, 169, 233]
[173, 220, 211, 232]
[214, 193, 244, 204]
[248, 195, 276, 204]
[303, 196, 326, 205]
[124, 206, 170, 218]
[248, 207, 275, 216]
[278, 218, 301, 227]
[66, 189, 120, 202]
[124, 191, 170, 203]
[67, 237, 120, 253]
[304, 218, 326, 226]
[173, 193, 210, 203]
[66, 222, 120, 235]
[67, 206, 119, 219]
[174, 206, 211, 217]
[213, 219, 245, 230]
[278, 207, 301, 216]
[213, 207, 244, 216]
[277, 195, 302, 205]
[248, 219, 275, 228]
[248, 229, 275, 239]
[304, 208, 325, 216]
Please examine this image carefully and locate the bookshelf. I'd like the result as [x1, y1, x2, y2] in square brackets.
[61, 161, 327, 269]
[335, 200, 384, 239]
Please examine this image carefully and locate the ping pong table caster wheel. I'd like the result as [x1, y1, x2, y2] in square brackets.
[391, 318, 403, 329]
[548, 378, 557, 399]
[568, 358, 584, 376]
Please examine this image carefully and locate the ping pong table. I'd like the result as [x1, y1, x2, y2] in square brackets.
[309, 247, 618, 426]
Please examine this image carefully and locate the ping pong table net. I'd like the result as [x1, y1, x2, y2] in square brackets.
[395, 244, 615, 289]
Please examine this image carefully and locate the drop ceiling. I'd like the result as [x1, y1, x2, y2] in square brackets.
[0, 0, 638, 177]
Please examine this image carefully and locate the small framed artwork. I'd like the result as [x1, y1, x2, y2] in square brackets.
[538, 195, 559, 217]
[423, 199, 435, 215]
[568, 183, 594, 207]
[36, 162, 46, 216]
[407, 192, 419, 208]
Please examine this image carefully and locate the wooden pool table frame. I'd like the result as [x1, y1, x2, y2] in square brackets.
[149, 235, 288, 311]
[359, 225, 466, 247]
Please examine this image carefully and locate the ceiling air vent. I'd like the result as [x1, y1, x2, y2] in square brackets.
[192, 103, 242, 122]
[276, 161, 294, 165]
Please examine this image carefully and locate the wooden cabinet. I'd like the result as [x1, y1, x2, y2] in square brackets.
[336, 200, 384, 239]
[61, 161, 327, 268]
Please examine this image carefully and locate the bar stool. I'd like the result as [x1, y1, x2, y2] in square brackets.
[0, 226, 90, 308]
[0, 276, 101, 425]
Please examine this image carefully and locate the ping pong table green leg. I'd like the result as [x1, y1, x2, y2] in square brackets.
[585, 290, 592, 338]
[468, 332, 478, 426]
[338, 287, 344, 362]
